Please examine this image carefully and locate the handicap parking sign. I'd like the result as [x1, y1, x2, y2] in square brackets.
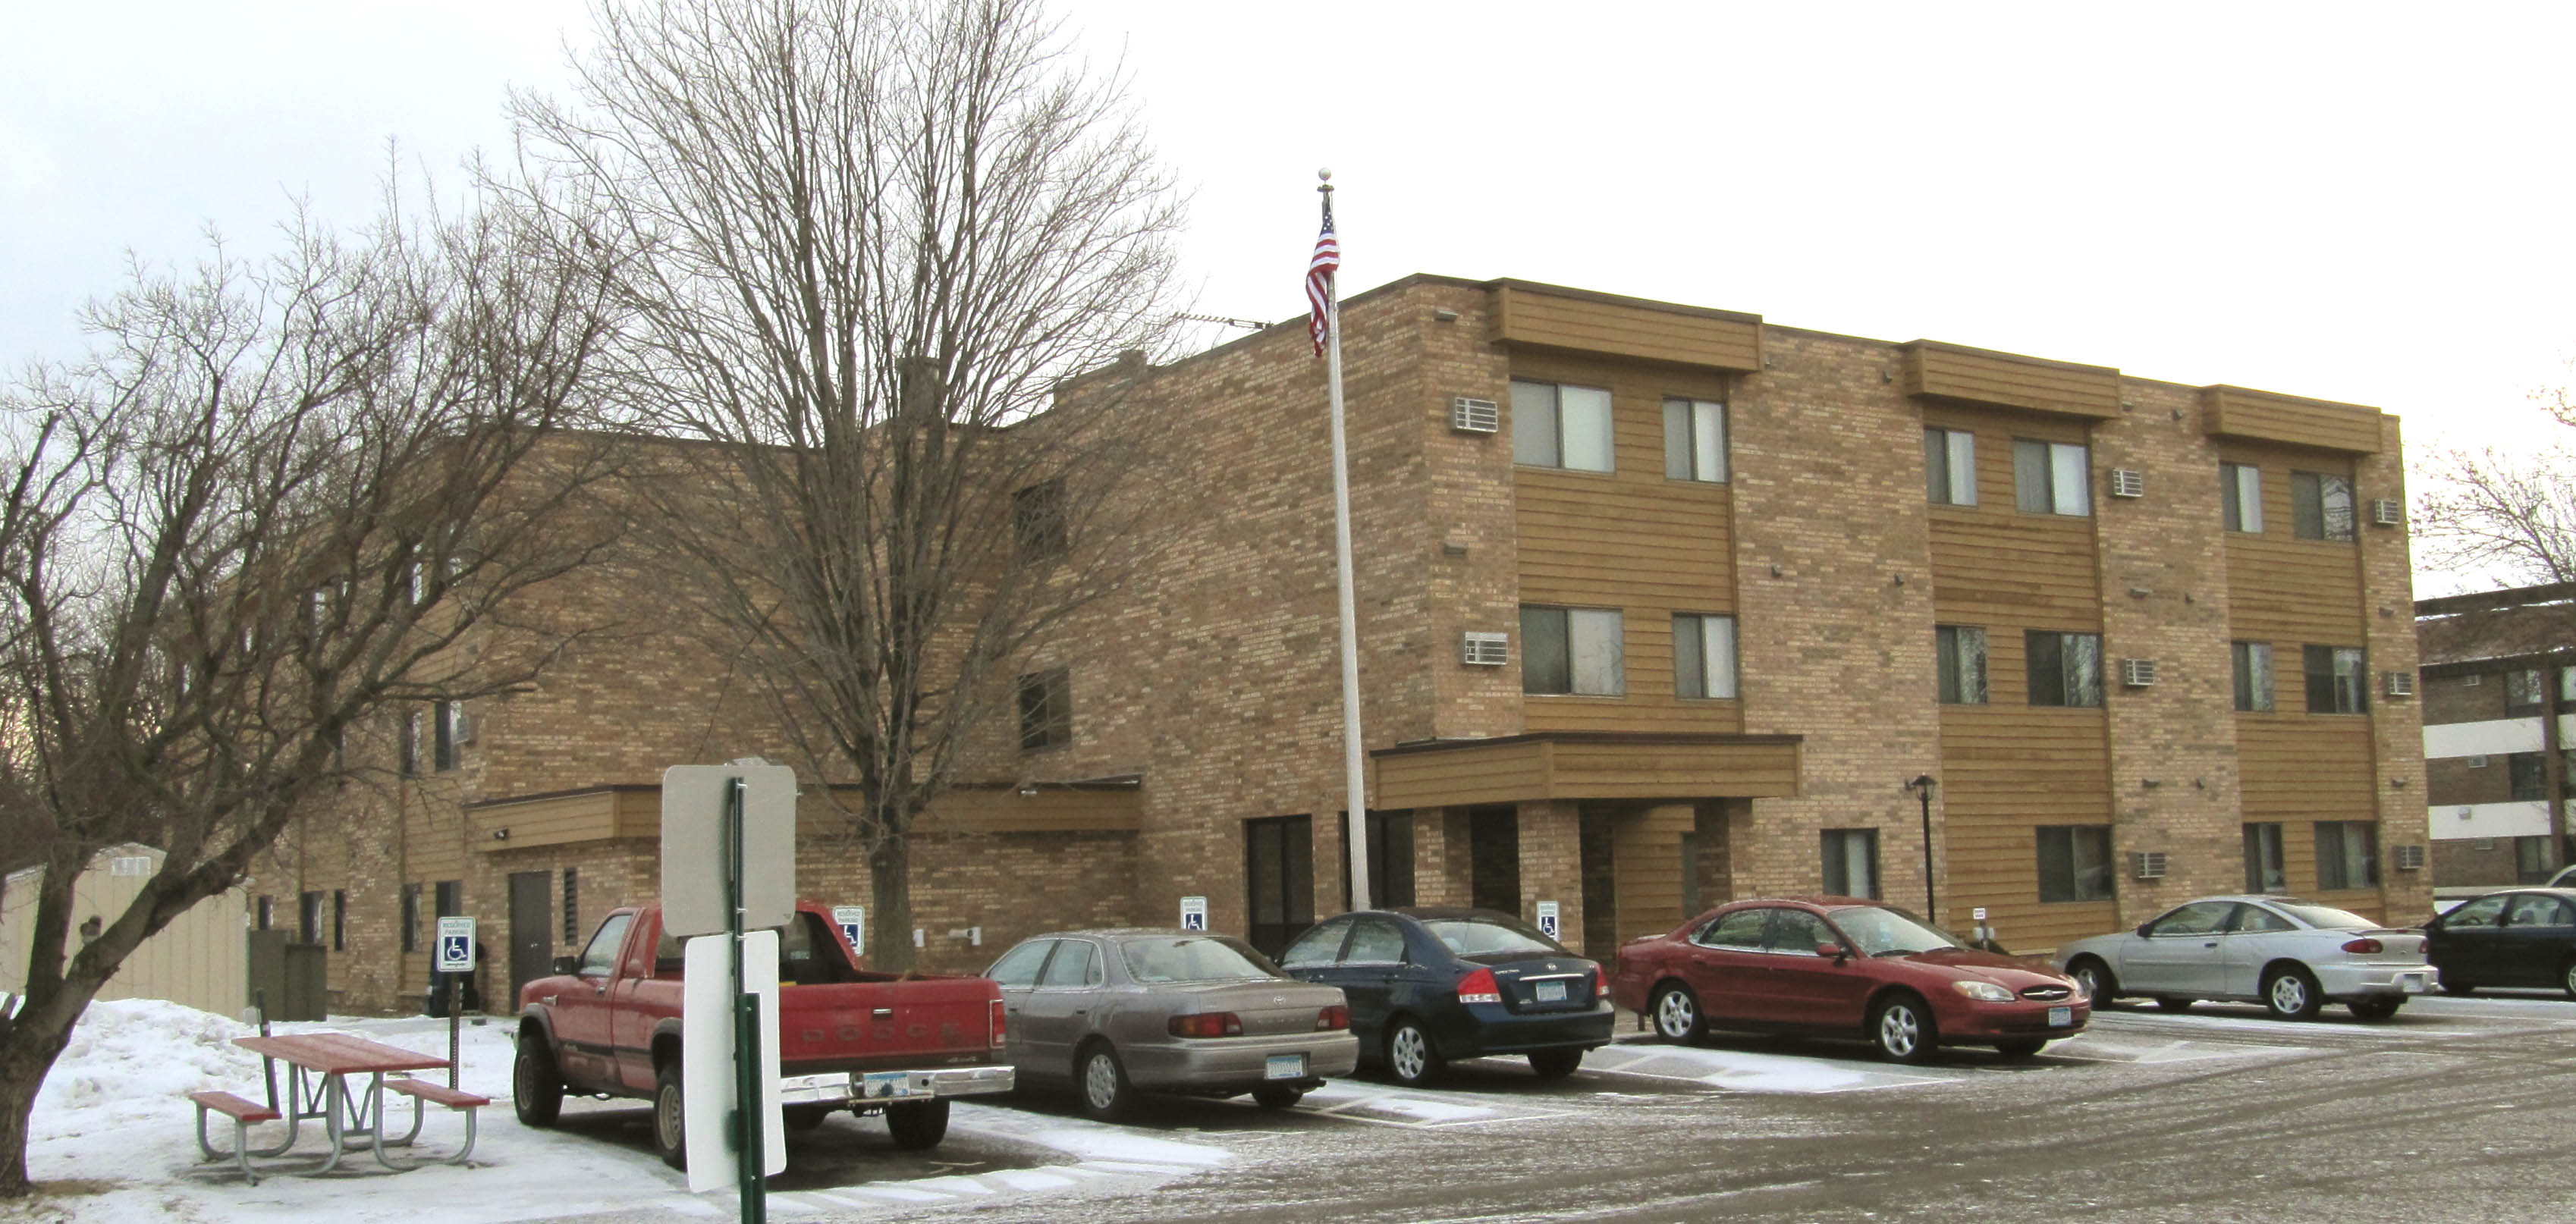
[833, 905, 866, 957]
[435, 916, 476, 972]
[1535, 901, 1561, 940]
[1179, 896, 1208, 932]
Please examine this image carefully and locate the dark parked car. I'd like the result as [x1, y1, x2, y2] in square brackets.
[1278, 909, 1615, 1086]
[2422, 888, 2576, 997]
[1612, 897, 2088, 1063]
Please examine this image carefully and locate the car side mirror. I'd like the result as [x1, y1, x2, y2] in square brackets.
[551, 956, 578, 975]
[1815, 942, 1848, 963]
[2136, 923, 2154, 938]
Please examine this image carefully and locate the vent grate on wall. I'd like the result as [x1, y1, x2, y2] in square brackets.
[2119, 658, 2158, 687]
[2372, 498, 2404, 527]
[2393, 845, 2427, 871]
[2109, 469, 2145, 498]
[2383, 671, 2414, 697]
[1451, 397, 1500, 435]
[2131, 851, 2168, 880]
[1461, 631, 1509, 666]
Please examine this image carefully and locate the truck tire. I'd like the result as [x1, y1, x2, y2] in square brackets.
[884, 1099, 950, 1150]
[783, 1105, 835, 1131]
[513, 1031, 564, 1128]
[654, 1062, 687, 1169]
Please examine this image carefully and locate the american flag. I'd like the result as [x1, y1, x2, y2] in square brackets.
[1307, 197, 1339, 357]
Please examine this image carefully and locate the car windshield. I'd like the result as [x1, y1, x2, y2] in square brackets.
[2270, 902, 2376, 931]
[1120, 936, 1283, 984]
[1420, 915, 1562, 958]
[1830, 906, 1967, 957]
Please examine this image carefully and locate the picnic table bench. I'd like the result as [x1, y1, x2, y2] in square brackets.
[188, 1091, 281, 1185]
[197, 1032, 467, 1175]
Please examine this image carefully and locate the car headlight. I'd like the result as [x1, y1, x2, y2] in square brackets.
[1951, 980, 2015, 1003]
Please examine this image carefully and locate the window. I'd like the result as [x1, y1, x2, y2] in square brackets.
[1347, 811, 1415, 909]
[1279, 916, 1351, 969]
[1663, 398, 1729, 482]
[985, 940, 1054, 987]
[1520, 605, 1625, 695]
[1038, 939, 1103, 987]
[1245, 814, 1315, 959]
[1936, 626, 1988, 705]
[434, 880, 462, 921]
[1013, 479, 1066, 560]
[1766, 909, 1839, 955]
[1924, 428, 1978, 507]
[2013, 439, 2091, 516]
[2291, 471, 2355, 541]
[576, 913, 633, 977]
[2243, 823, 2286, 893]
[2505, 668, 2545, 717]
[2026, 631, 2104, 708]
[1673, 614, 1739, 699]
[2232, 642, 2275, 712]
[433, 701, 460, 772]
[1511, 380, 1614, 472]
[2446, 894, 2507, 930]
[561, 869, 580, 945]
[256, 896, 273, 930]
[2509, 752, 2549, 802]
[1820, 830, 1880, 899]
[2315, 821, 2379, 890]
[299, 891, 325, 945]
[1016, 667, 1071, 750]
[2505, 893, 2575, 928]
[331, 890, 346, 952]
[401, 884, 420, 953]
[1694, 907, 1770, 949]
[2303, 646, 2368, 714]
[2037, 826, 2115, 902]
[2220, 462, 2263, 532]
[2521, 835, 2558, 883]
[399, 711, 419, 777]
[1343, 918, 1408, 965]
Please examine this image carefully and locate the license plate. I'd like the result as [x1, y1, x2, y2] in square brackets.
[1535, 980, 1568, 1003]
[859, 1071, 916, 1099]
[1264, 1054, 1306, 1081]
[2048, 1006, 2072, 1028]
[2399, 974, 2430, 993]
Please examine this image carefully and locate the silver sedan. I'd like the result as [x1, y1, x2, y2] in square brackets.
[2055, 896, 2435, 1021]
[984, 929, 1360, 1119]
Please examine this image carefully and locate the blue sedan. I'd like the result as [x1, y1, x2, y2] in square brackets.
[1279, 908, 1615, 1086]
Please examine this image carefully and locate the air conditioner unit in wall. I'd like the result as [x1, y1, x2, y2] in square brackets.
[2393, 845, 2427, 871]
[1451, 397, 1500, 435]
[2109, 469, 2145, 498]
[2120, 658, 2158, 687]
[2384, 671, 2414, 697]
[1461, 632, 1509, 666]
[2132, 851, 2168, 880]
[2467, 755, 2490, 768]
[2372, 499, 2404, 527]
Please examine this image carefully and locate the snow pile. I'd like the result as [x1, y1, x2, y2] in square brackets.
[36, 997, 262, 1116]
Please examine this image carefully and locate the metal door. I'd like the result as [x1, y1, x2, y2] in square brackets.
[507, 871, 553, 1007]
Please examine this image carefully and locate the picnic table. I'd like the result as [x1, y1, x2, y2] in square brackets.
[231, 1032, 455, 1174]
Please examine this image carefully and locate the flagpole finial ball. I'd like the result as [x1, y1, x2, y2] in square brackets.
[1317, 168, 1331, 183]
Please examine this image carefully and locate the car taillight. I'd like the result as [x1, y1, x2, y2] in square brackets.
[990, 998, 1007, 1045]
[2342, 937, 2383, 954]
[1456, 968, 1503, 1005]
[1315, 1005, 1349, 1031]
[1167, 1012, 1245, 1038]
[1595, 971, 1611, 1000]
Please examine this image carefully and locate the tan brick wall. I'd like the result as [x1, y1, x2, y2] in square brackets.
[2359, 416, 2433, 921]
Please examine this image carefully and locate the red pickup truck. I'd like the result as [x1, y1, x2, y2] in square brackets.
[512, 901, 1013, 1165]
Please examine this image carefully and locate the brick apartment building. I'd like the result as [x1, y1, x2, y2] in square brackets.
[2415, 582, 2576, 887]
[250, 275, 2433, 1014]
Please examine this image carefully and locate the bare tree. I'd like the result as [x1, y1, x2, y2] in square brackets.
[2415, 376, 2576, 591]
[0, 193, 617, 1194]
[506, 0, 1185, 968]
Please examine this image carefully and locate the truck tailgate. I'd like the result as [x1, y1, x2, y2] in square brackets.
[779, 976, 999, 1073]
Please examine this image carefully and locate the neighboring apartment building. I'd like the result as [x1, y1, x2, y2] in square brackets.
[256, 275, 2432, 1014]
[2415, 582, 2576, 888]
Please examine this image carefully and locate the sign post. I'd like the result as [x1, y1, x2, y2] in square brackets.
[435, 917, 474, 1087]
[1178, 896, 1208, 932]
[663, 762, 795, 1216]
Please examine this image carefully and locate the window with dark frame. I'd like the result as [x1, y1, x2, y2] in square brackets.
[2012, 439, 2091, 516]
[1924, 428, 1978, 507]
[1936, 626, 1988, 705]
[2037, 826, 2115, 902]
[331, 890, 346, 952]
[562, 868, 580, 945]
[2220, 462, 2263, 532]
[1663, 398, 1729, 482]
[1510, 379, 1615, 472]
[401, 883, 420, 953]
[2026, 630, 2104, 708]
[2303, 645, 2369, 714]
[1673, 613, 1739, 699]
[434, 880, 462, 921]
[2291, 471, 2356, 541]
[1820, 829, 1880, 899]
[2509, 752, 2548, 802]
[1243, 814, 1315, 959]
[1343, 811, 1416, 909]
[2243, 823, 2287, 893]
[2505, 668, 2545, 717]
[400, 709, 420, 777]
[256, 896, 272, 930]
[433, 700, 460, 771]
[1520, 605, 1625, 696]
[2315, 821, 2379, 890]
[1016, 668, 1072, 751]
[2232, 642, 2275, 712]
[1013, 479, 1067, 561]
[299, 890, 324, 945]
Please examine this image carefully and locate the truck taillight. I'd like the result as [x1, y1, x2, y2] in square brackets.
[2342, 937, 2383, 954]
[1315, 1005, 1349, 1031]
[990, 998, 1007, 1046]
[1456, 968, 1502, 1005]
[1167, 1012, 1244, 1038]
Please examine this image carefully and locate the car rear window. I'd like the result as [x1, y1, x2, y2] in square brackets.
[1121, 937, 1283, 984]
[1421, 916, 1563, 958]
[2273, 902, 2375, 930]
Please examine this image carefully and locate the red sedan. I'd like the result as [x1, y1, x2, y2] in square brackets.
[1610, 898, 2089, 1062]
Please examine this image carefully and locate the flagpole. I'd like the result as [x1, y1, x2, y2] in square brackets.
[1320, 169, 1372, 912]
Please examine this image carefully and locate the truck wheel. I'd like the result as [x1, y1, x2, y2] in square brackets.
[885, 1099, 950, 1150]
[782, 1105, 834, 1132]
[513, 1032, 564, 1128]
[653, 1062, 687, 1169]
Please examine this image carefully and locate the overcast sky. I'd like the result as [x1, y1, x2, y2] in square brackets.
[6, 2, 2569, 594]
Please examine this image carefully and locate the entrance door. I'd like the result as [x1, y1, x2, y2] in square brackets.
[1469, 807, 1520, 912]
[1246, 815, 1314, 959]
[507, 871, 553, 1007]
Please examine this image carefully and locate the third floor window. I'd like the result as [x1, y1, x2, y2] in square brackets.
[2013, 440, 2091, 516]
[1672, 613, 1739, 699]
[2291, 471, 2355, 541]
[1663, 398, 1729, 482]
[1935, 625, 1988, 705]
[2220, 462, 2263, 532]
[2232, 642, 2275, 712]
[1924, 428, 1978, 506]
[1511, 380, 1614, 472]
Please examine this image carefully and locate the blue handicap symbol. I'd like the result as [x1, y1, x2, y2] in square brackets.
[840, 924, 862, 949]
[440, 934, 469, 962]
[1182, 913, 1205, 931]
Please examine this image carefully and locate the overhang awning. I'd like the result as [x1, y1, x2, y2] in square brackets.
[1371, 733, 1802, 810]
[470, 774, 1144, 851]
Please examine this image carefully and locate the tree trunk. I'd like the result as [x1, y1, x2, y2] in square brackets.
[870, 829, 916, 973]
[0, 1004, 82, 1197]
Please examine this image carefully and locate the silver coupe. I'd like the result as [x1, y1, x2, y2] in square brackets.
[984, 928, 1360, 1119]
[2054, 896, 2434, 1021]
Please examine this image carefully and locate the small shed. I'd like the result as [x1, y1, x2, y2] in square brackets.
[0, 846, 248, 1020]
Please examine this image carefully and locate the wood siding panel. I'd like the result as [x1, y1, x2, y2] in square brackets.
[1, 851, 249, 1017]
[1922, 404, 2103, 632]
[2201, 386, 2386, 454]
[1494, 284, 1762, 372]
[471, 792, 618, 852]
[1612, 805, 1697, 946]
[1550, 740, 1801, 799]
[1905, 342, 2121, 419]
[1374, 741, 1553, 810]
[1938, 708, 2118, 953]
[2219, 444, 2367, 644]
[2236, 718, 2377, 818]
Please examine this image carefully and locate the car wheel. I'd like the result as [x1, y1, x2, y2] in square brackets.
[884, 1099, 950, 1150]
[652, 1062, 687, 1169]
[1250, 1084, 1304, 1109]
[2263, 965, 2323, 1021]
[2348, 997, 2402, 1022]
[782, 1104, 834, 1132]
[1384, 1018, 1445, 1087]
[1651, 982, 1706, 1044]
[2562, 957, 2576, 1000]
[512, 1032, 564, 1128]
[2439, 973, 2476, 996]
[1526, 1048, 1583, 1079]
[2153, 997, 2194, 1012]
[1868, 994, 1937, 1065]
[2066, 958, 2118, 1009]
[1993, 1038, 2047, 1060]
[1077, 1042, 1134, 1121]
